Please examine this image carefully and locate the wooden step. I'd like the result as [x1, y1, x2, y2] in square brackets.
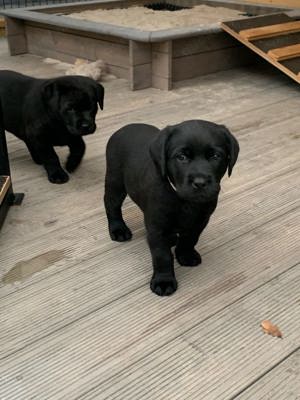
[222, 14, 300, 85]
[268, 43, 300, 61]
[0, 176, 10, 205]
[239, 21, 300, 41]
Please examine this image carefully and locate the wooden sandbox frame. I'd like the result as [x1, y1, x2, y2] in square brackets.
[1, 0, 290, 90]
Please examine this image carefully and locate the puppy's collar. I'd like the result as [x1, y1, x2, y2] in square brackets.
[167, 175, 177, 192]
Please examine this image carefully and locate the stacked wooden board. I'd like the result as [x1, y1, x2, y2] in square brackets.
[0, 176, 10, 205]
[0, 18, 5, 37]
[222, 13, 300, 84]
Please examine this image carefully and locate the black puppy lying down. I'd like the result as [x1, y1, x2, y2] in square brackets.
[0, 70, 104, 183]
[105, 120, 239, 296]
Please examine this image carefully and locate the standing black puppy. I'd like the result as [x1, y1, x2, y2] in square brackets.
[0, 70, 104, 183]
[104, 120, 239, 296]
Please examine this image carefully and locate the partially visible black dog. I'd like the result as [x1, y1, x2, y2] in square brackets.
[0, 70, 104, 183]
[104, 120, 239, 296]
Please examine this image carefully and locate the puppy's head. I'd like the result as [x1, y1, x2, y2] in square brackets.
[150, 120, 239, 203]
[43, 76, 104, 136]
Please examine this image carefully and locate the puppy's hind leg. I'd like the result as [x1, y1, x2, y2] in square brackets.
[25, 141, 43, 165]
[104, 176, 132, 242]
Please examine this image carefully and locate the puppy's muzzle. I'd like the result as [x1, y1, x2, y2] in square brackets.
[80, 122, 96, 135]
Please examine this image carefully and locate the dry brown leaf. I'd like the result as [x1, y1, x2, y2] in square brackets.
[261, 320, 283, 338]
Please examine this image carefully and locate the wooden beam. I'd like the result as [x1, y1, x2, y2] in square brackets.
[239, 21, 300, 41]
[244, 0, 300, 7]
[268, 43, 300, 61]
[0, 176, 10, 205]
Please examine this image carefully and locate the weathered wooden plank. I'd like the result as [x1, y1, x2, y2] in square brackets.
[268, 43, 300, 61]
[152, 75, 172, 90]
[172, 32, 240, 58]
[223, 13, 292, 33]
[0, 210, 299, 398]
[152, 40, 172, 90]
[239, 20, 300, 41]
[38, 0, 144, 14]
[129, 40, 151, 66]
[222, 19, 300, 83]
[26, 25, 129, 67]
[251, 31, 300, 54]
[79, 265, 300, 400]
[171, 0, 283, 14]
[0, 165, 299, 352]
[0, 176, 10, 205]
[235, 350, 300, 400]
[129, 40, 152, 90]
[2, 106, 299, 266]
[173, 46, 253, 81]
[5, 17, 27, 55]
[245, 0, 299, 8]
[1, 80, 299, 258]
[26, 21, 129, 45]
[129, 63, 152, 90]
[0, 35, 300, 400]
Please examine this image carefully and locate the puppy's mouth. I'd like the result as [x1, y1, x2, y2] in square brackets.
[171, 181, 220, 203]
[180, 190, 219, 203]
[68, 123, 96, 136]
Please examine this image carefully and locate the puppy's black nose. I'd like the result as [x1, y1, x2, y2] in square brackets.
[81, 122, 96, 134]
[192, 176, 211, 190]
[81, 122, 91, 129]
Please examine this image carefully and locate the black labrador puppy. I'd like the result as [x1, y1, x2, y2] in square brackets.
[104, 120, 239, 296]
[0, 70, 104, 183]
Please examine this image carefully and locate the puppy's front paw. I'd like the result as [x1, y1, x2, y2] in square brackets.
[150, 274, 178, 296]
[48, 169, 69, 184]
[109, 222, 132, 242]
[175, 248, 202, 267]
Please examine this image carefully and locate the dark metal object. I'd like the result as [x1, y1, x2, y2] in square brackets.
[0, 100, 24, 230]
[144, 2, 191, 11]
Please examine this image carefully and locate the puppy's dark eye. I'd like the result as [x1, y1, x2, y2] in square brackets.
[176, 153, 189, 162]
[209, 153, 222, 161]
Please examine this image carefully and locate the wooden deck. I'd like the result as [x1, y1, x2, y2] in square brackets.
[0, 37, 299, 400]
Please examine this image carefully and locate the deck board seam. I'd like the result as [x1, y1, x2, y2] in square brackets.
[1, 199, 298, 306]
[2, 260, 299, 365]
[229, 345, 300, 400]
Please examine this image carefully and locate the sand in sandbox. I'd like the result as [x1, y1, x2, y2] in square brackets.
[68, 5, 244, 31]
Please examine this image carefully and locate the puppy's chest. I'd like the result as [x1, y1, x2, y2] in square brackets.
[172, 204, 203, 230]
[50, 130, 73, 146]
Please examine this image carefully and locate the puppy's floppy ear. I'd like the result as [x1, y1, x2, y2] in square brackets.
[42, 81, 60, 111]
[94, 83, 104, 110]
[149, 126, 173, 178]
[43, 82, 54, 100]
[220, 125, 239, 177]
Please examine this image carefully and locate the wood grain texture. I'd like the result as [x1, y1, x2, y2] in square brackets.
[172, 46, 253, 81]
[222, 15, 300, 83]
[239, 20, 300, 40]
[268, 43, 300, 60]
[25, 24, 129, 72]
[236, 350, 300, 400]
[0, 37, 299, 400]
[245, 0, 300, 7]
[0, 176, 10, 204]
